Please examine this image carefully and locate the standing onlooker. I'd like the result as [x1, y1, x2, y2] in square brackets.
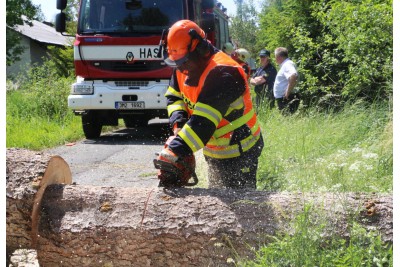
[222, 42, 234, 55]
[250, 49, 277, 111]
[273, 47, 300, 114]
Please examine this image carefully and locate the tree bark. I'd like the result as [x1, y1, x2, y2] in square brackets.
[6, 148, 72, 265]
[6, 149, 393, 267]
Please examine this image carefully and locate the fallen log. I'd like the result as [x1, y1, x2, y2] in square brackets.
[6, 149, 393, 267]
[6, 148, 72, 265]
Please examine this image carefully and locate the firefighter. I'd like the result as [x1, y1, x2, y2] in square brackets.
[231, 48, 252, 80]
[155, 20, 264, 189]
[222, 42, 234, 55]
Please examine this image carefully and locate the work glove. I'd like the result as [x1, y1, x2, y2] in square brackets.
[172, 122, 182, 136]
[153, 137, 197, 187]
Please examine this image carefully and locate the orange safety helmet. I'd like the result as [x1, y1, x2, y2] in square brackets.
[165, 20, 206, 67]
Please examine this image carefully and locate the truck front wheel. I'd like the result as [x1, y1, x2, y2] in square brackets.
[82, 112, 102, 139]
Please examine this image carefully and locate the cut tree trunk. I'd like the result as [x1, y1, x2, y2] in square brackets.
[6, 148, 72, 266]
[6, 148, 393, 267]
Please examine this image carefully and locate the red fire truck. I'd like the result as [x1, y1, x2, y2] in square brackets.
[55, 0, 231, 139]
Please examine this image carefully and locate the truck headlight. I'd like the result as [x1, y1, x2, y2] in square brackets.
[71, 84, 94, 95]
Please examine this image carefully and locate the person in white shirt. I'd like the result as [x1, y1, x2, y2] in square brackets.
[273, 47, 300, 114]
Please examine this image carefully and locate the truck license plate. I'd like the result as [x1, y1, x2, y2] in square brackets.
[115, 101, 145, 109]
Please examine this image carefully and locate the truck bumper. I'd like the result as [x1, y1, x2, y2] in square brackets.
[68, 80, 169, 110]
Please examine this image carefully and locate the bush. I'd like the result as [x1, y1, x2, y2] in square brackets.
[258, 0, 393, 103]
[8, 59, 75, 121]
[6, 59, 83, 150]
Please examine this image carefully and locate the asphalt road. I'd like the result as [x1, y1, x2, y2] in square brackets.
[45, 119, 172, 188]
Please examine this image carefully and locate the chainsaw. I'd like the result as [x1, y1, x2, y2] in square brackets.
[153, 157, 198, 187]
[153, 136, 198, 187]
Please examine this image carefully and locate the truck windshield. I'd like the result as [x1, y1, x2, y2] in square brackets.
[78, 0, 183, 35]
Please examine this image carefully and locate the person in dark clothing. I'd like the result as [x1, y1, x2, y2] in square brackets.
[250, 49, 277, 111]
[155, 20, 264, 189]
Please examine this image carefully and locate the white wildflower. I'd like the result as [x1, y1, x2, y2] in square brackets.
[352, 147, 363, 153]
[349, 161, 362, 172]
[327, 162, 347, 170]
[332, 183, 343, 191]
[318, 186, 328, 192]
[362, 153, 378, 159]
[227, 258, 235, 264]
[364, 164, 374, 170]
[327, 163, 338, 169]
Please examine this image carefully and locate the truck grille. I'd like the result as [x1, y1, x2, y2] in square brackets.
[115, 81, 149, 87]
[93, 60, 165, 72]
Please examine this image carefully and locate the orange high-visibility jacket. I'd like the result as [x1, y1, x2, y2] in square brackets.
[167, 51, 261, 159]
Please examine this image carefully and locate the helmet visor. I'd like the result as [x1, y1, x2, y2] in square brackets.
[164, 52, 189, 67]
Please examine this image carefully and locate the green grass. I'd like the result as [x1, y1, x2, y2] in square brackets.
[6, 89, 119, 150]
[236, 102, 393, 267]
[6, 111, 83, 150]
[6, 67, 85, 150]
[256, 102, 392, 193]
[238, 204, 393, 267]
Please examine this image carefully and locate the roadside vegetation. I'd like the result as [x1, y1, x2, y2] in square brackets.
[228, 0, 393, 264]
[6, 60, 82, 150]
[238, 205, 392, 267]
[244, 103, 393, 267]
[256, 102, 392, 193]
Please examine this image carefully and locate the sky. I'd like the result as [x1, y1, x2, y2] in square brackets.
[31, 0, 59, 21]
[31, 0, 238, 22]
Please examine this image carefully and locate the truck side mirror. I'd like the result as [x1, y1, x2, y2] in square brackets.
[55, 12, 66, 33]
[57, 0, 67, 10]
[200, 13, 215, 33]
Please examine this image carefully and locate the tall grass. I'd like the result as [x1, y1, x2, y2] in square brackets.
[239, 204, 393, 267]
[238, 102, 393, 266]
[6, 61, 83, 150]
[256, 102, 392, 193]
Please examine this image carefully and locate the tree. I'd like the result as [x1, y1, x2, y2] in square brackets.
[64, 0, 80, 34]
[312, 0, 393, 101]
[229, 0, 260, 56]
[6, 148, 393, 266]
[6, 0, 41, 65]
[46, 0, 80, 77]
[258, 0, 392, 103]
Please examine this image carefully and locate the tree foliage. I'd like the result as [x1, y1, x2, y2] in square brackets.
[46, 45, 75, 77]
[64, 0, 80, 34]
[6, 0, 76, 75]
[229, 0, 260, 55]
[6, 0, 41, 65]
[258, 0, 393, 103]
[49, 0, 80, 76]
